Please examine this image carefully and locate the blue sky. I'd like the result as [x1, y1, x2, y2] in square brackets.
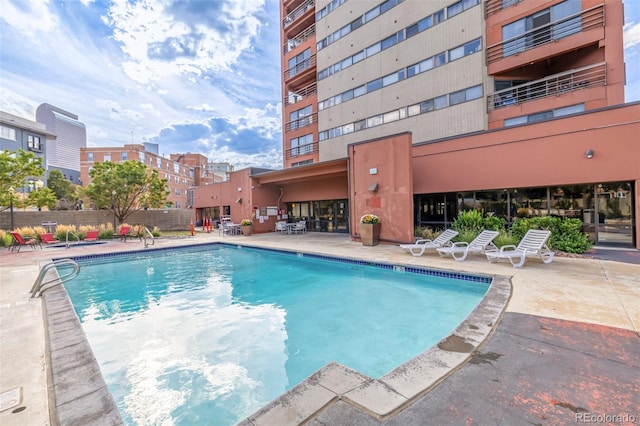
[1, 0, 639, 171]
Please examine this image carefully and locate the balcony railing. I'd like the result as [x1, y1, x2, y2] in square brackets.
[486, 4, 605, 65]
[485, 0, 521, 18]
[285, 112, 318, 132]
[283, 0, 315, 28]
[285, 141, 319, 159]
[487, 62, 606, 111]
[284, 54, 316, 80]
[283, 24, 316, 54]
[285, 83, 317, 106]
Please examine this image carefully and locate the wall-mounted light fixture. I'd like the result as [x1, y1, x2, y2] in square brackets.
[368, 182, 379, 192]
[585, 149, 594, 159]
[237, 187, 242, 192]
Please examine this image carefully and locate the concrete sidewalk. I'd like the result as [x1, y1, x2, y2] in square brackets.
[1, 232, 638, 425]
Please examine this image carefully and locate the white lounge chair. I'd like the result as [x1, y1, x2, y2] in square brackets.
[275, 221, 287, 234]
[437, 230, 500, 261]
[486, 229, 554, 268]
[293, 220, 306, 234]
[399, 229, 459, 257]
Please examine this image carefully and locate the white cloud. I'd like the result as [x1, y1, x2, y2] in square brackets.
[0, 0, 58, 38]
[623, 21, 640, 50]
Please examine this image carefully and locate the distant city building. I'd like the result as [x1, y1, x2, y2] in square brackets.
[170, 153, 212, 187]
[0, 110, 54, 191]
[80, 144, 207, 209]
[35, 103, 86, 184]
[208, 162, 234, 181]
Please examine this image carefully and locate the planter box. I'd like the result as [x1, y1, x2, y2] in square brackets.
[242, 226, 253, 236]
[359, 222, 381, 246]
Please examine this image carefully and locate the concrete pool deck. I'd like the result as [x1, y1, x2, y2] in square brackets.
[0, 232, 638, 425]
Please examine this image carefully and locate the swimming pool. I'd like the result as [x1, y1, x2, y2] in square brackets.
[64, 244, 490, 425]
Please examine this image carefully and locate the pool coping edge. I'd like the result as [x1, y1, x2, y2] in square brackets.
[239, 274, 512, 425]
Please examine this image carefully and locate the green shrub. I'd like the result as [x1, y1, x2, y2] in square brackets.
[451, 210, 484, 234]
[511, 216, 591, 253]
[0, 230, 11, 247]
[453, 229, 478, 244]
[493, 229, 519, 248]
[483, 215, 507, 231]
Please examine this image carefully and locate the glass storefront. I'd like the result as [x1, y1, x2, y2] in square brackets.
[415, 181, 635, 248]
[286, 199, 349, 233]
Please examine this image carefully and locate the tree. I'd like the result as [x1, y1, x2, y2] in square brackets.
[26, 187, 58, 211]
[83, 160, 171, 224]
[47, 169, 79, 209]
[0, 149, 46, 211]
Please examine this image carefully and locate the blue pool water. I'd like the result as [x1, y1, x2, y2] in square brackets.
[64, 245, 489, 426]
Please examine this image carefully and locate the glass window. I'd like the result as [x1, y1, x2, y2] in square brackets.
[380, 0, 394, 14]
[381, 34, 397, 50]
[528, 110, 554, 123]
[343, 123, 354, 134]
[365, 6, 380, 22]
[156, 157, 161, 167]
[354, 119, 367, 131]
[554, 103, 585, 117]
[502, 19, 526, 57]
[103, 154, 111, 162]
[464, 38, 482, 55]
[0, 125, 17, 140]
[434, 95, 448, 109]
[87, 152, 94, 161]
[449, 45, 464, 61]
[342, 90, 354, 101]
[353, 51, 365, 64]
[354, 85, 366, 97]
[420, 57, 434, 72]
[351, 17, 364, 31]
[420, 99, 434, 113]
[450, 89, 466, 105]
[504, 116, 527, 127]
[407, 64, 419, 77]
[552, 0, 581, 39]
[433, 9, 445, 24]
[408, 104, 421, 116]
[434, 52, 446, 67]
[418, 16, 432, 32]
[367, 78, 383, 92]
[340, 25, 350, 38]
[406, 23, 419, 38]
[382, 72, 399, 86]
[447, 1, 464, 18]
[121, 152, 128, 161]
[367, 115, 383, 127]
[366, 43, 381, 57]
[383, 110, 400, 123]
[466, 85, 483, 100]
[341, 57, 352, 69]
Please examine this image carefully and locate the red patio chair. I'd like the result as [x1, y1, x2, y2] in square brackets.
[117, 225, 132, 242]
[40, 233, 60, 244]
[85, 230, 100, 242]
[9, 232, 41, 252]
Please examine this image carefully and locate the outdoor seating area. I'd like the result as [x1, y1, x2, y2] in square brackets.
[486, 229, 555, 268]
[274, 220, 307, 234]
[8, 232, 41, 252]
[399, 229, 459, 257]
[437, 230, 499, 261]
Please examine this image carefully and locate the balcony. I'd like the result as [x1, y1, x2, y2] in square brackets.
[285, 141, 319, 159]
[283, 0, 314, 29]
[283, 54, 316, 84]
[285, 83, 317, 106]
[487, 62, 606, 111]
[285, 112, 317, 132]
[283, 24, 316, 54]
[485, 0, 521, 18]
[486, 4, 605, 66]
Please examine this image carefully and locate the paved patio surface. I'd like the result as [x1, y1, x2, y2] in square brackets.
[1, 232, 638, 425]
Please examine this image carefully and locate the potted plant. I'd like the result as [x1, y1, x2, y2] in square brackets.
[241, 219, 253, 236]
[359, 214, 380, 246]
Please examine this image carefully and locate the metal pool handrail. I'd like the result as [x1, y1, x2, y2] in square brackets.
[30, 258, 80, 298]
[142, 225, 155, 248]
[65, 230, 80, 248]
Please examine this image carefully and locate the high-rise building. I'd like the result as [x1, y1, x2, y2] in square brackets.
[35, 103, 87, 184]
[281, 0, 624, 165]
[192, 0, 638, 249]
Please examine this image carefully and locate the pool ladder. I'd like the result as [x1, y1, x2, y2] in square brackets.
[30, 259, 80, 298]
[141, 225, 155, 248]
[65, 230, 80, 248]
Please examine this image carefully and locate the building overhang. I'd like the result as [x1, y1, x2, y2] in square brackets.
[252, 158, 348, 186]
